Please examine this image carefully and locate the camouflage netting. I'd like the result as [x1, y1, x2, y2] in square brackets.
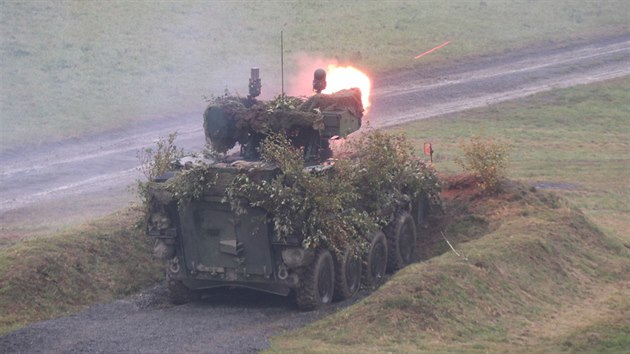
[203, 88, 363, 153]
[300, 87, 363, 117]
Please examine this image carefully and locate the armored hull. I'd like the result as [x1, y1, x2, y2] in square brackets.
[145, 69, 435, 310]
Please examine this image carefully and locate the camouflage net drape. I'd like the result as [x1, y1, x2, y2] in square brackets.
[203, 88, 363, 153]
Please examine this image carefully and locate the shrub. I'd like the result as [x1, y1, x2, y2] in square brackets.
[138, 132, 183, 181]
[456, 136, 510, 193]
[135, 132, 184, 205]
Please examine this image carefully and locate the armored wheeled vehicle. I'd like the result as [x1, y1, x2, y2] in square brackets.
[145, 68, 434, 310]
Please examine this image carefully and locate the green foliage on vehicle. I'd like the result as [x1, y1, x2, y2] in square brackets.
[166, 164, 218, 210]
[135, 132, 184, 207]
[224, 131, 441, 252]
[225, 133, 375, 252]
[340, 130, 441, 225]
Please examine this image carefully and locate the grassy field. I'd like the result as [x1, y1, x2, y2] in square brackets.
[1, 0, 629, 151]
[268, 77, 630, 352]
[394, 76, 630, 244]
[0, 206, 162, 334]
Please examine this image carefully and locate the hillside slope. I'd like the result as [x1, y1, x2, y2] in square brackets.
[269, 178, 630, 352]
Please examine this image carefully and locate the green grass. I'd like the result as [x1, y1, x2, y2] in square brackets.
[0, 206, 162, 335]
[268, 77, 630, 352]
[396, 76, 630, 243]
[1, 0, 628, 151]
[0, 189, 134, 249]
[565, 323, 630, 353]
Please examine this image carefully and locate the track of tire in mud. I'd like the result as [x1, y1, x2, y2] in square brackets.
[1, 34, 629, 353]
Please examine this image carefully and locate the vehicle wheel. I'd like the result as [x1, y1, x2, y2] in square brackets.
[385, 211, 417, 272]
[167, 277, 199, 305]
[413, 193, 432, 261]
[362, 231, 388, 288]
[413, 193, 430, 227]
[333, 247, 362, 301]
[296, 249, 335, 311]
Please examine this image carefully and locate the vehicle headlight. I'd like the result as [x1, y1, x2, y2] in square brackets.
[149, 212, 171, 233]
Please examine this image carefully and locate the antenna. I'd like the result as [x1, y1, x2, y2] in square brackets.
[281, 31, 284, 98]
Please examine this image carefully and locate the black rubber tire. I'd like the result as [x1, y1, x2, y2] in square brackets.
[333, 247, 362, 301]
[362, 231, 388, 288]
[413, 193, 431, 228]
[296, 249, 335, 311]
[167, 277, 199, 305]
[384, 211, 417, 272]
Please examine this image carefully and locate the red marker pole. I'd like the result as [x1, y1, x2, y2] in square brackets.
[415, 41, 450, 60]
[424, 143, 433, 163]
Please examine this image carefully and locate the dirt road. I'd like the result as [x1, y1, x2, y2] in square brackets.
[0, 34, 629, 352]
[1, 35, 628, 239]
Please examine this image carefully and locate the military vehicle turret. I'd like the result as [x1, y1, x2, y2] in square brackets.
[145, 68, 434, 310]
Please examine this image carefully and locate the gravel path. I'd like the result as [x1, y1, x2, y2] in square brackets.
[0, 284, 366, 353]
[0, 34, 629, 353]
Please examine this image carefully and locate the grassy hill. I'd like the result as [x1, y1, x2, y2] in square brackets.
[268, 179, 629, 352]
[0, 207, 161, 334]
[267, 77, 630, 352]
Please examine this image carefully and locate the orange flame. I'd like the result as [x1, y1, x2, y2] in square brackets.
[322, 65, 371, 113]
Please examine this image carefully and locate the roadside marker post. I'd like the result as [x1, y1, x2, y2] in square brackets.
[424, 143, 433, 163]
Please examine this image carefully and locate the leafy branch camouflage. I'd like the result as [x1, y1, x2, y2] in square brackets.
[224, 131, 441, 252]
[135, 132, 184, 207]
[140, 130, 440, 253]
[225, 134, 374, 252]
[335, 131, 441, 225]
[166, 163, 218, 210]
